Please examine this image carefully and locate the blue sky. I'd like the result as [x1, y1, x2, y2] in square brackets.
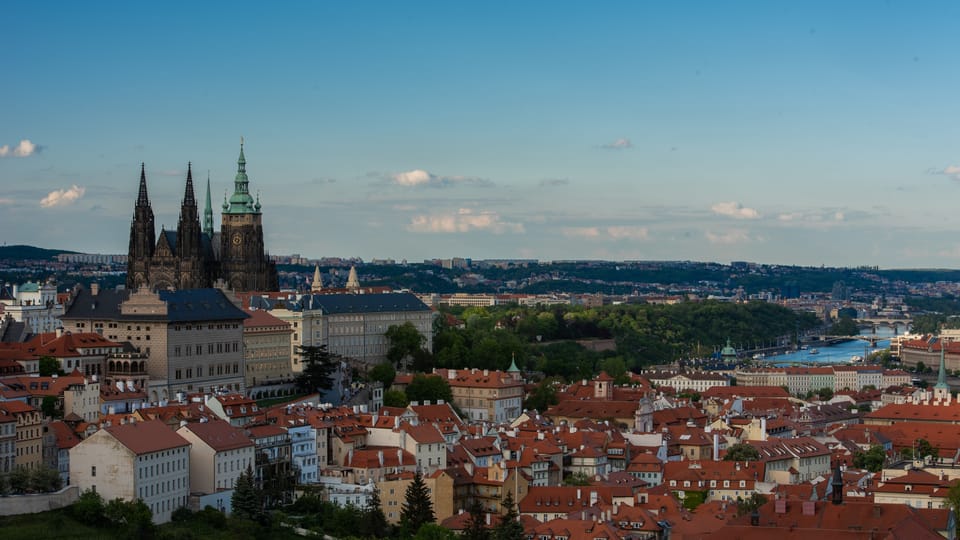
[5, 2, 960, 267]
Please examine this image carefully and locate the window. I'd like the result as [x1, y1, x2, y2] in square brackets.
[91, 466, 96, 477]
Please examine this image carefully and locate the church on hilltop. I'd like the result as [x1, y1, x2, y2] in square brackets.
[126, 141, 279, 292]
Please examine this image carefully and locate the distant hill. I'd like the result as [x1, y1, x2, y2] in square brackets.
[0, 245, 79, 261]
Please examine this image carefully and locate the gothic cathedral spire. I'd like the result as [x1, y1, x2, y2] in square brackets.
[127, 163, 156, 289]
[225, 138, 256, 214]
[203, 172, 214, 236]
[137, 162, 150, 207]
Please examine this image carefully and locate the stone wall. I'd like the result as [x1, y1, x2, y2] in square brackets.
[0, 485, 79, 516]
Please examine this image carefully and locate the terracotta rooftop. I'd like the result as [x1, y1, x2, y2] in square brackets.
[103, 419, 190, 455]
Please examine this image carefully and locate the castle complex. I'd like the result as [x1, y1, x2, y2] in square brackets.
[126, 142, 278, 292]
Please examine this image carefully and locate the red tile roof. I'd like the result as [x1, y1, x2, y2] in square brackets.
[103, 420, 190, 455]
[179, 419, 254, 452]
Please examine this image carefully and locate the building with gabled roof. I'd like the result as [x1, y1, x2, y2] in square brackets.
[177, 419, 255, 498]
[69, 420, 190, 523]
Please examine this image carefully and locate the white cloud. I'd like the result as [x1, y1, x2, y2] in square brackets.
[391, 169, 492, 188]
[711, 201, 760, 219]
[705, 229, 751, 244]
[562, 227, 601, 239]
[562, 225, 649, 241]
[606, 226, 649, 240]
[0, 139, 38, 158]
[407, 208, 524, 234]
[539, 178, 570, 187]
[40, 185, 86, 208]
[777, 209, 846, 226]
[0, 198, 13, 205]
[601, 138, 633, 150]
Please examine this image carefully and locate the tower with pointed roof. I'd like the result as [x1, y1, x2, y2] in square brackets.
[311, 264, 323, 293]
[127, 163, 156, 289]
[934, 339, 951, 402]
[125, 141, 278, 292]
[219, 140, 278, 292]
[346, 266, 360, 291]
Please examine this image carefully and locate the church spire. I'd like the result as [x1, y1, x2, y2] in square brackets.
[346, 266, 360, 291]
[935, 337, 950, 400]
[224, 137, 256, 214]
[137, 163, 150, 207]
[203, 172, 214, 236]
[183, 162, 197, 208]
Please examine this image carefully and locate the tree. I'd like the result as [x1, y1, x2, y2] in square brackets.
[816, 387, 834, 401]
[30, 465, 62, 492]
[0, 473, 8, 496]
[383, 389, 410, 408]
[400, 471, 435, 534]
[853, 444, 886, 472]
[71, 489, 105, 525]
[361, 486, 389, 539]
[723, 443, 760, 462]
[563, 472, 591, 486]
[405, 374, 453, 405]
[41, 395, 60, 419]
[386, 322, 427, 369]
[9, 466, 29, 493]
[414, 523, 457, 540]
[294, 345, 338, 394]
[493, 491, 525, 540]
[736, 493, 768, 517]
[231, 467, 262, 521]
[916, 438, 937, 461]
[829, 316, 859, 336]
[368, 361, 397, 389]
[104, 498, 154, 539]
[462, 499, 490, 540]
[524, 378, 558, 412]
[39, 356, 60, 377]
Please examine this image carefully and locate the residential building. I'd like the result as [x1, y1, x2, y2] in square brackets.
[0, 400, 43, 469]
[0, 408, 17, 473]
[176, 419, 256, 502]
[69, 420, 191, 523]
[396, 368, 523, 423]
[243, 308, 293, 399]
[0, 281, 63, 335]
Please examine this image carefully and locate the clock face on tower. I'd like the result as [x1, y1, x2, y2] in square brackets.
[232, 233, 242, 245]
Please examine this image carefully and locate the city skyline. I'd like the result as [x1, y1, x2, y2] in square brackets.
[6, 3, 960, 268]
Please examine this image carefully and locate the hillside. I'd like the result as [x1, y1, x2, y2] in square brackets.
[0, 244, 78, 261]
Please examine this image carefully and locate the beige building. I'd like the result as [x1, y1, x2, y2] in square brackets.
[377, 470, 455, 525]
[177, 420, 255, 495]
[247, 292, 434, 371]
[0, 401, 43, 470]
[242, 308, 293, 398]
[63, 378, 101, 423]
[70, 420, 191, 523]
[395, 368, 524, 423]
[61, 286, 249, 402]
[0, 408, 17, 473]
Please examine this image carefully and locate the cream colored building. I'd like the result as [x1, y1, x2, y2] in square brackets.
[0, 281, 63, 334]
[63, 378, 101, 423]
[248, 292, 434, 371]
[61, 286, 249, 403]
[70, 420, 191, 523]
[242, 308, 293, 398]
[396, 368, 524, 423]
[0, 401, 42, 470]
[377, 470, 454, 524]
[177, 420, 255, 496]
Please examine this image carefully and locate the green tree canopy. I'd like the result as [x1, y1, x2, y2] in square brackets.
[368, 361, 397, 389]
[462, 499, 491, 540]
[405, 374, 453, 405]
[829, 316, 859, 336]
[231, 467, 262, 521]
[401, 471, 435, 534]
[853, 444, 886, 472]
[361, 486, 389, 539]
[383, 389, 410, 408]
[295, 345, 339, 394]
[493, 491, 525, 540]
[723, 442, 760, 462]
[386, 322, 427, 369]
[39, 356, 60, 377]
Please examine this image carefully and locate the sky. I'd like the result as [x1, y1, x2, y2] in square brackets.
[5, 2, 960, 268]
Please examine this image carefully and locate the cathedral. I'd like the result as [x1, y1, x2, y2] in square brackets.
[126, 142, 279, 292]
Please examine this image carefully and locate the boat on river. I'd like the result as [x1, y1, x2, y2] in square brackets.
[809, 349, 819, 355]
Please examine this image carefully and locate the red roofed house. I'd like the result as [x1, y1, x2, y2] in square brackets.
[177, 419, 255, 508]
[69, 420, 191, 523]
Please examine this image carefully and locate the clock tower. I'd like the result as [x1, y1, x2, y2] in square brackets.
[219, 140, 279, 291]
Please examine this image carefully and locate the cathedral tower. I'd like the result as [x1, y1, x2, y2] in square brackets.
[220, 140, 279, 291]
[126, 164, 156, 289]
[176, 163, 206, 288]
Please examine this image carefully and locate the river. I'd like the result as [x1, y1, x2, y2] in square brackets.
[760, 324, 909, 367]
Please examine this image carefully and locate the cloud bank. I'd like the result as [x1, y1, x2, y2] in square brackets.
[0, 139, 38, 158]
[711, 201, 760, 219]
[40, 185, 86, 208]
[391, 169, 492, 188]
[600, 138, 633, 150]
[407, 208, 524, 234]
